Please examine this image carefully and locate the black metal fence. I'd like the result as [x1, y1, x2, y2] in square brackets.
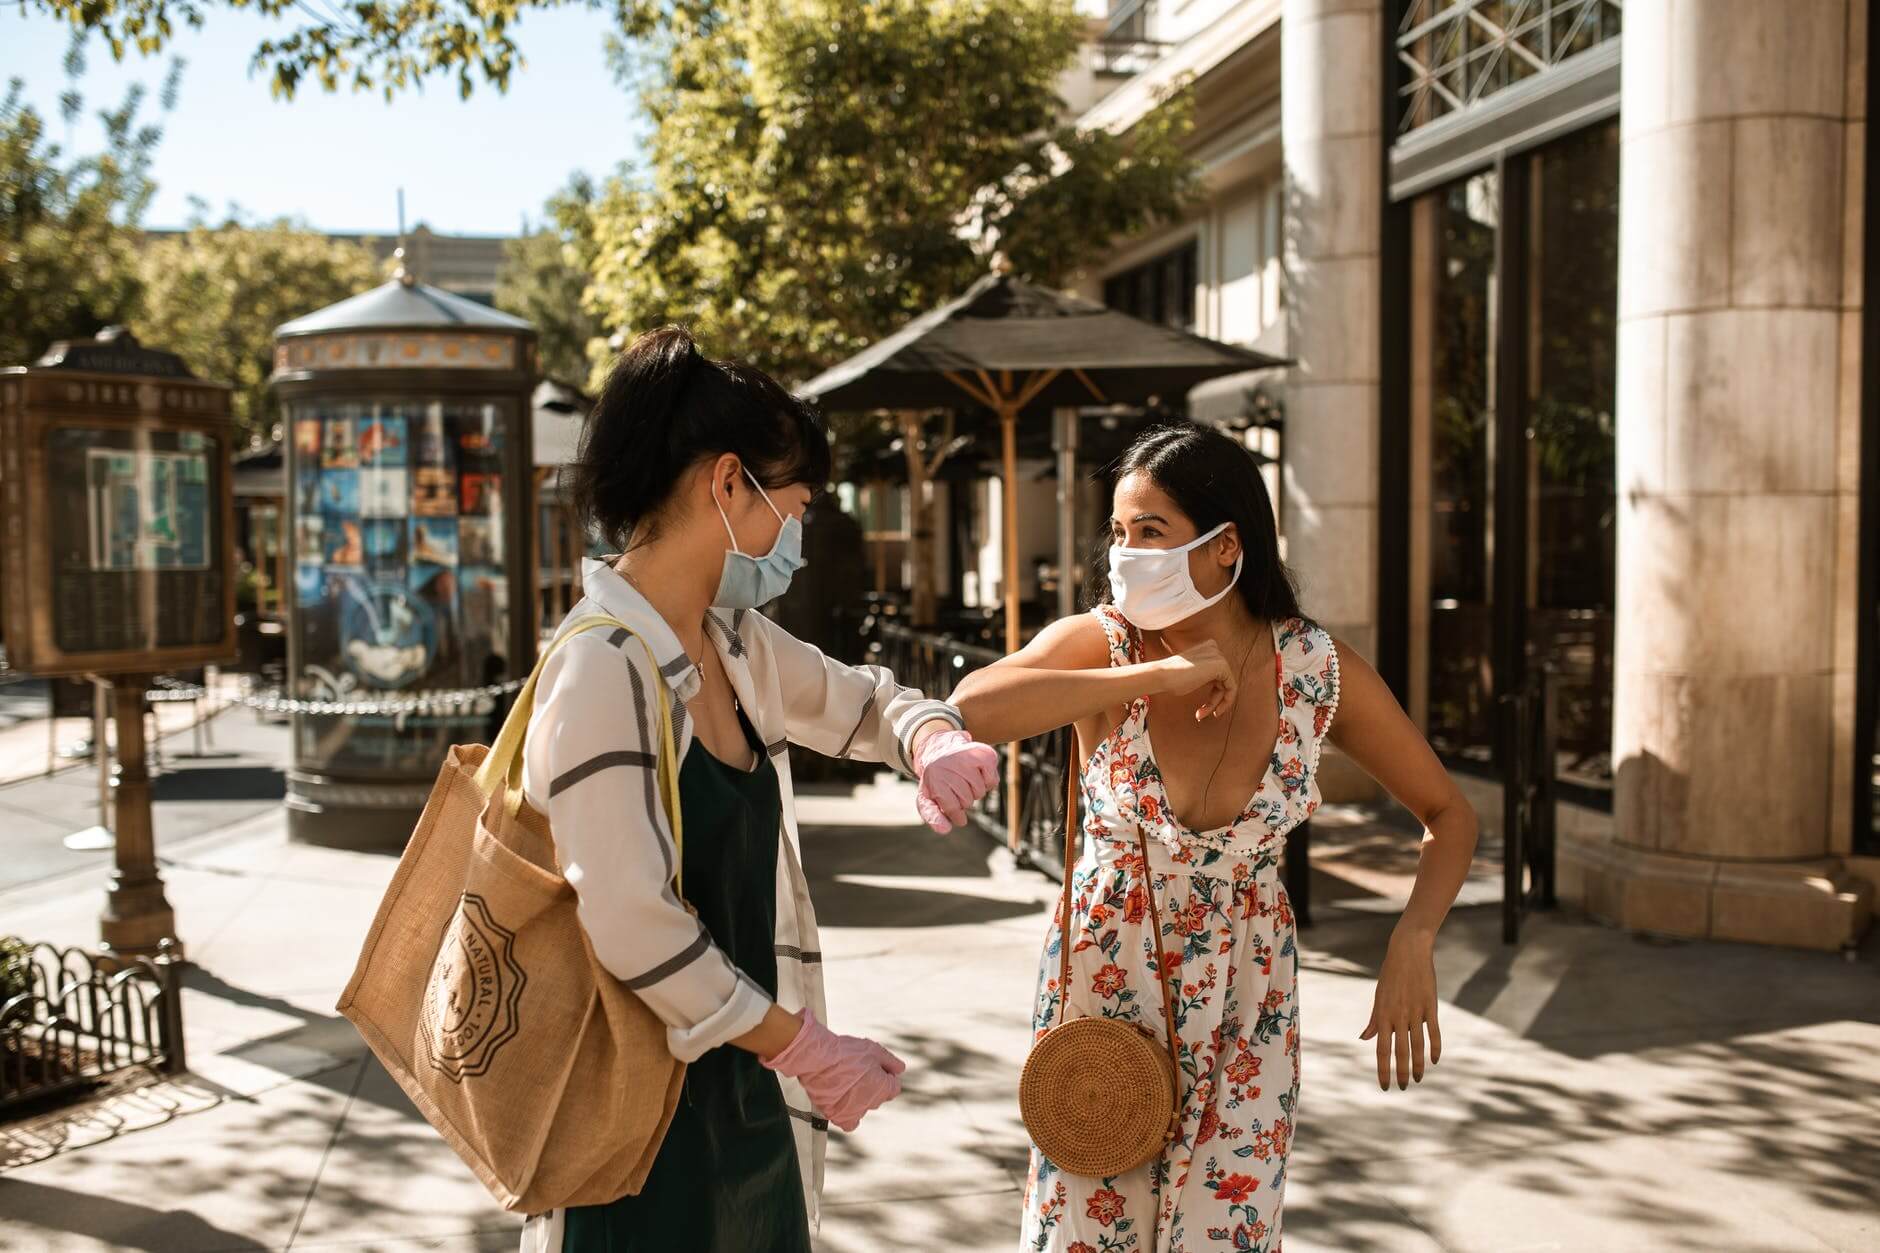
[1499, 667, 1560, 943]
[1, 938, 186, 1115]
[860, 615, 1314, 923]
[863, 617, 1077, 878]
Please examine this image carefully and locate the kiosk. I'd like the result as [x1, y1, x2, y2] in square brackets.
[270, 269, 537, 848]
[0, 327, 236, 954]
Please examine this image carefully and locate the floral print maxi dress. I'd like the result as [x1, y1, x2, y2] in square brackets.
[1019, 606, 1341, 1253]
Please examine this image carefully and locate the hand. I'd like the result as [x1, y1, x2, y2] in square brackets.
[911, 727, 1001, 834]
[1152, 640, 1238, 721]
[761, 1011, 907, 1132]
[1359, 927, 1443, 1091]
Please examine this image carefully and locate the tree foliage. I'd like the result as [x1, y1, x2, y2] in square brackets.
[133, 215, 381, 439]
[0, 66, 170, 367]
[494, 174, 606, 386]
[24, 0, 595, 99]
[584, 0, 1200, 384]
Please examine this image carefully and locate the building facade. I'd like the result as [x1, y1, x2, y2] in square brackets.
[141, 225, 510, 307]
[1071, 0, 1876, 949]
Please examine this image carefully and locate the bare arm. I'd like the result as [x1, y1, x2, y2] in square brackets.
[1326, 638, 1479, 1091]
[951, 614, 1240, 745]
[733, 1005, 807, 1059]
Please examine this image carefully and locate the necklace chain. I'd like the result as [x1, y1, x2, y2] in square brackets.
[1147, 623, 1267, 824]
[1198, 630, 1263, 814]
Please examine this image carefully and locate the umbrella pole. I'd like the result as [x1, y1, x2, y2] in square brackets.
[1000, 402, 1022, 852]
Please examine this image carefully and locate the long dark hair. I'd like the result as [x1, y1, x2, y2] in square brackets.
[1089, 421, 1302, 623]
[570, 325, 832, 550]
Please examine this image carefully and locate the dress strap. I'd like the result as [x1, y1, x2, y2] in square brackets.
[1090, 603, 1140, 668]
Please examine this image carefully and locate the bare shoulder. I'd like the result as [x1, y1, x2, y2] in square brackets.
[1324, 635, 1399, 737]
[999, 611, 1112, 671]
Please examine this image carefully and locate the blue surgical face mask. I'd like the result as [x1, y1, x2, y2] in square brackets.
[712, 469, 806, 609]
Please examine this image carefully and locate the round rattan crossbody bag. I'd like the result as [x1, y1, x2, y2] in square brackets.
[1018, 762, 1183, 1177]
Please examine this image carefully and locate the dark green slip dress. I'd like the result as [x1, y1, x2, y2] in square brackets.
[561, 707, 813, 1253]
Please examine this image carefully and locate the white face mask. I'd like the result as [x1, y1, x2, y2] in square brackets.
[1107, 521, 1242, 631]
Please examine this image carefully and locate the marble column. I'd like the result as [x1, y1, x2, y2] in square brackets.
[1600, 0, 1872, 948]
[1282, 0, 1383, 800]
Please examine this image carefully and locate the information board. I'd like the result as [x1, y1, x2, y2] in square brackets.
[46, 427, 228, 656]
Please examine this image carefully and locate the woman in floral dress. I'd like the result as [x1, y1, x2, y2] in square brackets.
[953, 424, 1479, 1252]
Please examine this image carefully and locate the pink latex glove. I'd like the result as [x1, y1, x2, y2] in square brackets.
[761, 1011, 906, 1133]
[912, 728, 1001, 834]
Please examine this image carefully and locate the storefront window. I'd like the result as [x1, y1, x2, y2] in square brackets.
[1420, 170, 1499, 769]
[1527, 121, 1619, 794]
[1104, 241, 1199, 332]
[251, 502, 284, 618]
[1397, 0, 1623, 135]
[288, 397, 512, 775]
[1409, 121, 1618, 794]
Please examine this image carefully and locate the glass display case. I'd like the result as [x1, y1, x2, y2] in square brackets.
[286, 397, 515, 777]
[271, 272, 536, 848]
[0, 329, 236, 677]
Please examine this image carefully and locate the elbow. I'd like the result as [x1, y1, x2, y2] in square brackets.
[950, 668, 987, 706]
[952, 697, 990, 744]
[949, 680, 1001, 744]
[1424, 790, 1480, 851]
[949, 674, 988, 730]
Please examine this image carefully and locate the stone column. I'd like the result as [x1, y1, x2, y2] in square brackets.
[1282, 0, 1382, 800]
[1603, 0, 1871, 948]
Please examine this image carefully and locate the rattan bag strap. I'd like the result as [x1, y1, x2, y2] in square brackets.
[1053, 738, 1182, 1079]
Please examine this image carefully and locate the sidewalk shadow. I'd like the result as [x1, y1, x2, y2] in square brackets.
[0, 1179, 269, 1250]
[1304, 905, 1880, 1059]
[798, 826, 1041, 929]
[151, 765, 285, 804]
[1297, 905, 1880, 1224]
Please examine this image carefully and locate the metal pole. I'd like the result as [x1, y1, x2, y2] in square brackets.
[100, 674, 181, 958]
[62, 677, 117, 851]
[1001, 403, 1022, 852]
[1052, 407, 1079, 621]
[96, 678, 111, 832]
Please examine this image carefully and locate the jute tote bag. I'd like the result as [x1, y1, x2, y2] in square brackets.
[337, 614, 688, 1214]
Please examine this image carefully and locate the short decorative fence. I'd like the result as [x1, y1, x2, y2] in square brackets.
[1, 938, 186, 1117]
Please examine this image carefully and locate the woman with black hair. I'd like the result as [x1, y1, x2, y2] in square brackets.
[952, 422, 1477, 1252]
[518, 327, 1000, 1253]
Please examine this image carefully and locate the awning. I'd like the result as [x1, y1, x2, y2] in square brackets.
[1186, 367, 1284, 426]
[532, 379, 589, 469]
[1184, 321, 1288, 426]
[232, 444, 284, 499]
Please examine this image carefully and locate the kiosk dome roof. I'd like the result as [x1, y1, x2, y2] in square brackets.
[276, 277, 532, 337]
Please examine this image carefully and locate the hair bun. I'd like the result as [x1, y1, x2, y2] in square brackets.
[570, 326, 832, 550]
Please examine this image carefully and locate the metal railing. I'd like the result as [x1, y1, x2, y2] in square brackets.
[864, 618, 1076, 877]
[1499, 666, 1560, 943]
[1, 938, 186, 1115]
[863, 614, 1319, 922]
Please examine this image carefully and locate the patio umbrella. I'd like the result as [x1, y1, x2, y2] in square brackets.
[802, 265, 1286, 847]
[802, 267, 1285, 640]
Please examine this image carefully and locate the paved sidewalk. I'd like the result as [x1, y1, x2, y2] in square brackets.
[0, 673, 251, 789]
[2, 772, 1877, 1252]
[0, 695, 290, 898]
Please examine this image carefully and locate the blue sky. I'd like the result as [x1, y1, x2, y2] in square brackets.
[2, 5, 640, 234]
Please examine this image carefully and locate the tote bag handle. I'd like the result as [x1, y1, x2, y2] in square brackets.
[473, 614, 686, 894]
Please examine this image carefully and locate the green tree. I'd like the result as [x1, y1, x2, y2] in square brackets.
[0, 64, 171, 367]
[133, 216, 381, 439]
[27, 0, 548, 99]
[494, 175, 605, 386]
[585, 0, 1199, 623]
[586, 0, 1198, 383]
